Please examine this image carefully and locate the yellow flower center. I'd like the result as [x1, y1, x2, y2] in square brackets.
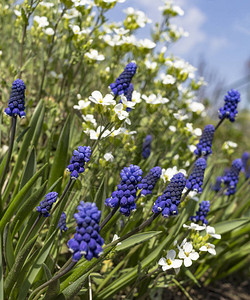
[167, 259, 172, 265]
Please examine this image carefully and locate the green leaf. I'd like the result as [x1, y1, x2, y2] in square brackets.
[0, 234, 4, 300]
[0, 163, 47, 232]
[19, 147, 36, 191]
[4, 235, 38, 297]
[116, 231, 162, 251]
[48, 115, 71, 193]
[2, 100, 45, 203]
[10, 181, 47, 236]
[17, 230, 58, 300]
[3, 223, 15, 271]
[213, 218, 249, 234]
[185, 269, 201, 287]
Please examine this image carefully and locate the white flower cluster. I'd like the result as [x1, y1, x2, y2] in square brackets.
[142, 93, 169, 105]
[161, 166, 187, 183]
[166, 58, 197, 79]
[33, 15, 54, 36]
[159, 0, 184, 17]
[123, 7, 152, 28]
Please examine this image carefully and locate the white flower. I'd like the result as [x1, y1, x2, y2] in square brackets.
[188, 101, 205, 114]
[200, 243, 216, 255]
[161, 167, 187, 182]
[169, 126, 176, 132]
[104, 152, 114, 162]
[64, 8, 81, 19]
[188, 145, 197, 153]
[0, 50, 2, 56]
[111, 234, 121, 245]
[114, 103, 129, 120]
[223, 141, 238, 150]
[40, 2, 55, 8]
[14, 10, 21, 16]
[173, 112, 188, 121]
[120, 95, 136, 109]
[137, 39, 156, 49]
[194, 128, 202, 136]
[82, 114, 97, 126]
[123, 7, 152, 28]
[158, 250, 183, 271]
[71, 25, 81, 34]
[183, 223, 206, 231]
[89, 91, 115, 105]
[178, 242, 199, 267]
[119, 128, 137, 135]
[113, 28, 129, 35]
[85, 49, 105, 61]
[131, 91, 141, 103]
[160, 73, 176, 85]
[206, 226, 221, 239]
[73, 96, 91, 110]
[34, 16, 49, 28]
[145, 60, 157, 70]
[85, 126, 111, 140]
[142, 94, 161, 105]
[44, 28, 54, 36]
[109, 127, 123, 137]
[72, 0, 95, 8]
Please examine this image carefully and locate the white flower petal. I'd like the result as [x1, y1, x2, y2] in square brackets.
[158, 257, 166, 266]
[167, 250, 176, 260]
[172, 259, 183, 269]
[178, 249, 186, 259]
[184, 257, 192, 267]
[199, 246, 207, 252]
[208, 248, 216, 255]
[189, 252, 199, 261]
[184, 242, 193, 253]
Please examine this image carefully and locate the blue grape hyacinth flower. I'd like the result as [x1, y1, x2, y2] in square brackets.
[241, 152, 249, 172]
[186, 158, 207, 193]
[105, 164, 143, 216]
[67, 146, 91, 179]
[142, 135, 152, 159]
[194, 124, 215, 157]
[223, 158, 242, 195]
[58, 212, 68, 232]
[37, 192, 58, 217]
[152, 172, 186, 218]
[110, 62, 137, 97]
[67, 202, 104, 262]
[124, 83, 134, 112]
[190, 200, 210, 225]
[218, 89, 240, 122]
[213, 176, 222, 192]
[138, 166, 162, 196]
[4, 78, 26, 118]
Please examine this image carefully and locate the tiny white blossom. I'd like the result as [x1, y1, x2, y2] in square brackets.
[85, 126, 111, 140]
[137, 39, 156, 49]
[104, 152, 114, 162]
[113, 28, 129, 35]
[161, 167, 187, 182]
[89, 91, 115, 105]
[114, 103, 129, 120]
[145, 59, 157, 70]
[169, 126, 176, 132]
[73, 96, 91, 110]
[183, 223, 206, 231]
[173, 112, 188, 121]
[206, 226, 221, 239]
[82, 114, 97, 126]
[111, 234, 122, 245]
[200, 243, 216, 255]
[188, 101, 205, 114]
[160, 73, 176, 85]
[194, 128, 202, 136]
[120, 95, 136, 109]
[85, 49, 105, 61]
[223, 141, 238, 149]
[188, 145, 197, 153]
[40, 2, 55, 7]
[178, 242, 199, 267]
[158, 250, 183, 271]
[14, 10, 21, 16]
[34, 16, 49, 28]
[131, 91, 141, 103]
[44, 27, 54, 36]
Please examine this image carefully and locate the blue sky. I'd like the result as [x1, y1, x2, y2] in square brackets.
[108, 0, 250, 108]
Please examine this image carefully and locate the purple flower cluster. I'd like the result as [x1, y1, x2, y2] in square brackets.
[105, 164, 143, 216]
[4, 79, 26, 118]
[67, 146, 91, 179]
[67, 202, 104, 262]
[186, 158, 207, 193]
[241, 152, 249, 172]
[142, 135, 152, 159]
[152, 172, 186, 218]
[138, 166, 162, 196]
[223, 158, 242, 195]
[194, 124, 215, 157]
[110, 62, 137, 97]
[190, 200, 210, 225]
[218, 89, 240, 122]
[58, 212, 68, 232]
[213, 176, 222, 192]
[124, 83, 134, 112]
[37, 192, 58, 217]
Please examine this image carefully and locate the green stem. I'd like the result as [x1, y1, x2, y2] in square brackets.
[100, 201, 120, 231]
[214, 117, 225, 131]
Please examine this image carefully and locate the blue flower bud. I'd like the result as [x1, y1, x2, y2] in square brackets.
[194, 125, 215, 157]
[142, 135, 152, 159]
[67, 146, 91, 179]
[218, 89, 240, 122]
[58, 212, 68, 232]
[223, 159, 242, 195]
[67, 202, 104, 262]
[37, 192, 58, 217]
[186, 158, 207, 193]
[190, 200, 210, 225]
[213, 176, 222, 192]
[105, 164, 143, 216]
[110, 62, 137, 96]
[138, 166, 161, 196]
[241, 152, 249, 172]
[4, 79, 26, 119]
[153, 172, 186, 218]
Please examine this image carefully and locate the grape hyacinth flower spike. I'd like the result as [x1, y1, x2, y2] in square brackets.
[186, 158, 207, 193]
[142, 135, 152, 159]
[109, 62, 137, 97]
[213, 176, 222, 192]
[37, 192, 58, 217]
[58, 212, 68, 232]
[67, 202, 104, 262]
[105, 164, 143, 216]
[241, 152, 249, 172]
[218, 89, 240, 123]
[223, 158, 242, 195]
[138, 166, 161, 196]
[190, 200, 210, 225]
[124, 83, 134, 112]
[152, 172, 186, 218]
[4, 78, 26, 118]
[194, 124, 215, 157]
[67, 146, 91, 179]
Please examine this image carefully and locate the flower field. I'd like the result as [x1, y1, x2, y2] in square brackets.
[0, 0, 249, 299]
